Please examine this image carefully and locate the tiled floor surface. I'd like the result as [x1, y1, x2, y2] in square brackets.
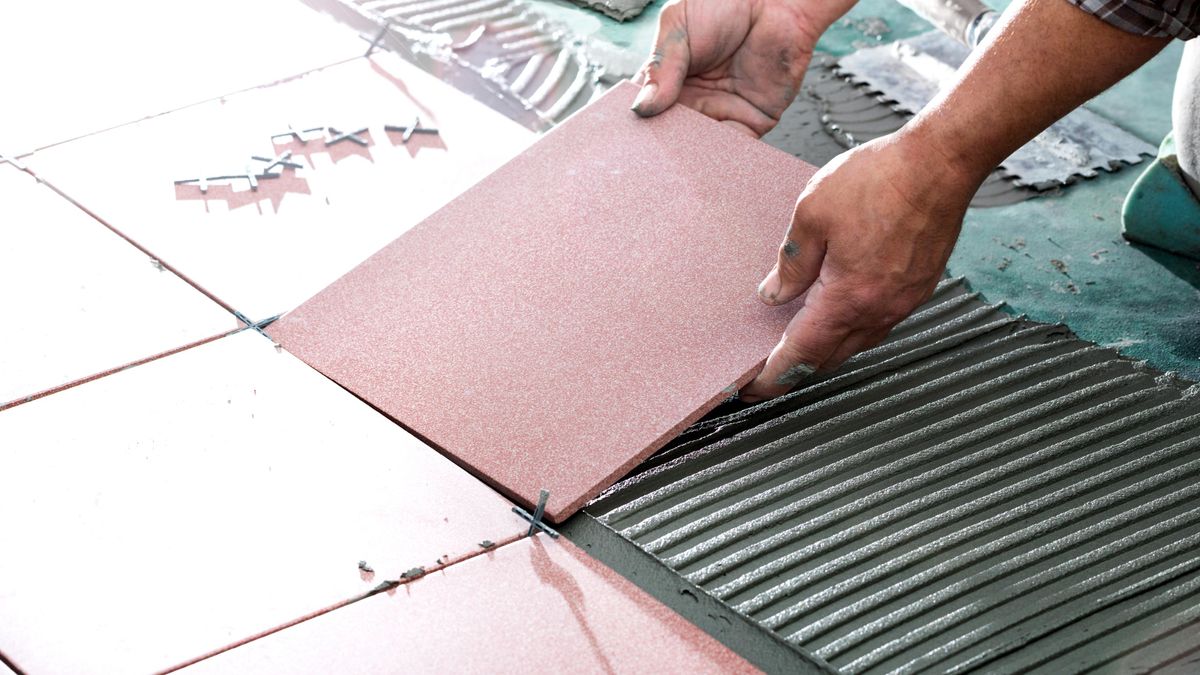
[0, 165, 235, 408]
[6, 3, 1199, 674]
[0, 5, 753, 673]
[0, 332, 531, 674]
[0, 0, 362, 155]
[178, 536, 755, 674]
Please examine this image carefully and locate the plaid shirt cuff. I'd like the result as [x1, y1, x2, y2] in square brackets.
[1068, 0, 1199, 39]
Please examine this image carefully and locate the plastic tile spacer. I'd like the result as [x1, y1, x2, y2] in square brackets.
[271, 124, 325, 145]
[364, 21, 391, 57]
[385, 117, 440, 143]
[0, 152, 27, 171]
[325, 126, 370, 146]
[251, 151, 304, 175]
[235, 312, 282, 340]
[512, 489, 559, 538]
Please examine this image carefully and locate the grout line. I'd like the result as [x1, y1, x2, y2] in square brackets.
[26, 172, 240, 316]
[158, 530, 536, 674]
[0, 649, 26, 675]
[25, 56, 364, 156]
[0, 329, 238, 414]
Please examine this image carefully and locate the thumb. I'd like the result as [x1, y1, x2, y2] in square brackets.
[632, 2, 690, 117]
[758, 218, 825, 307]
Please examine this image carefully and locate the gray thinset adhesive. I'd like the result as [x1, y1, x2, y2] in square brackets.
[568, 0, 653, 22]
[584, 277, 1200, 674]
[305, 0, 602, 130]
[767, 56, 1032, 208]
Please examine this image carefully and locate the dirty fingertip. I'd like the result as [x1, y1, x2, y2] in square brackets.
[737, 376, 776, 403]
[631, 82, 659, 116]
[774, 362, 816, 387]
[757, 266, 782, 304]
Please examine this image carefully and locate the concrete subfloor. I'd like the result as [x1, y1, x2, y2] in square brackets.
[543, 0, 1199, 379]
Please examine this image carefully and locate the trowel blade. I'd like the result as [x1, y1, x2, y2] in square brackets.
[836, 31, 1157, 188]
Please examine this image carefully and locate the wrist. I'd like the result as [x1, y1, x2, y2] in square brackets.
[897, 114, 995, 194]
[780, 0, 859, 45]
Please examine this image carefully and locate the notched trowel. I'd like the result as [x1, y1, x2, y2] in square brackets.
[835, 0, 1156, 189]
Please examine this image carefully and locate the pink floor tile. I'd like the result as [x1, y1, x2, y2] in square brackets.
[0, 331, 528, 675]
[272, 81, 817, 521]
[0, 0, 362, 154]
[0, 164, 235, 407]
[178, 535, 757, 674]
[25, 54, 534, 320]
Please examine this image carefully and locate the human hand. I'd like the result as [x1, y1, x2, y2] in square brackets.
[631, 0, 853, 137]
[738, 129, 987, 402]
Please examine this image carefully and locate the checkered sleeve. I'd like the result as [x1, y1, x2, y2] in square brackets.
[1067, 0, 1199, 38]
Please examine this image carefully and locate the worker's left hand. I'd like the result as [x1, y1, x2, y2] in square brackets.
[738, 129, 984, 402]
[631, 0, 840, 137]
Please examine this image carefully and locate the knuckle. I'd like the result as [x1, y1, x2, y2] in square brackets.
[776, 334, 815, 365]
[830, 285, 903, 330]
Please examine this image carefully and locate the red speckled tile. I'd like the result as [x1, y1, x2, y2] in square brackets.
[0, 0, 361, 154]
[24, 54, 533, 320]
[0, 331, 527, 675]
[178, 535, 758, 674]
[272, 81, 817, 521]
[0, 164, 234, 407]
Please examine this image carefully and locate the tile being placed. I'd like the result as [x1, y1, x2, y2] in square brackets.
[25, 54, 534, 321]
[272, 81, 816, 521]
[179, 535, 757, 674]
[0, 0, 362, 154]
[0, 331, 528, 675]
[0, 164, 234, 408]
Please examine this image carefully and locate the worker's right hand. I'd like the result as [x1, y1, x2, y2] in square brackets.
[738, 127, 984, 402]
[631, 0, 853, 137]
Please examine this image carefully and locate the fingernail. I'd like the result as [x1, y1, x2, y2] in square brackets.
[775, 363, 816, 387]
[757, 266, 781, 304]
[631, 83, 658, 115]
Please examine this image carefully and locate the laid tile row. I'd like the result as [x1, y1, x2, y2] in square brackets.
[178, 534, 754, 675]
[0, 331, 752, 673]
[0, 164, 235, 408]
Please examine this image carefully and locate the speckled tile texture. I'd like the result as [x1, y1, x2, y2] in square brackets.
[0, 332, 528, 675]
[273, 81, 816, 521]
[178, 535, 758, 674]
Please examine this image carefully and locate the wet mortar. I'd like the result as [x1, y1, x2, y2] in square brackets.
[565, 277, 1200, 674]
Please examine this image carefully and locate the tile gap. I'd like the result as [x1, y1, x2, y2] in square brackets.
[26, 56, 364, 157]
[23, 173, 240, 316]
[159, 530, 537, 675]
[0, 330, 235, 414]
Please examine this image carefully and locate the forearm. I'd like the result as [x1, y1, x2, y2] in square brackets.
[906, 0, 1169, 185]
